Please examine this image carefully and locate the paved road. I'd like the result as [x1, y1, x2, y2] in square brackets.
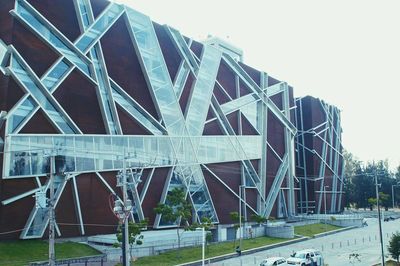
[215, 218, 400, 266]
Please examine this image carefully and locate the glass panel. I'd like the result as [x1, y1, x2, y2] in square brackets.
[75, 3, 124, 52]
[42, 60, 70, 91]
[7, 96, 37, 133]
[125, 8, 186, 136]
[16, 2, 90, 75]
[11, 56, 76, 134]
[185, 46, 221, 136]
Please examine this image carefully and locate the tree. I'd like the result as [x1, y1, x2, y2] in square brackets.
[229, 211, 244, 248]
[388, 232, 400, 263]
[154, 187, 192, 258]
[251, 214, 267, 226]
[114, 219, 148, 261]
[368, 197, 377, 210]
[379, 192, 391, 211]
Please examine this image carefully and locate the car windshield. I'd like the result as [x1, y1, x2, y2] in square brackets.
[294, 253, 306, 259]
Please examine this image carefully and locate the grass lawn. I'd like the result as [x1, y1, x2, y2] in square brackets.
[294, 223, 341, 237]
[0, 240, 100, 266]
[134, 236, 290, 266]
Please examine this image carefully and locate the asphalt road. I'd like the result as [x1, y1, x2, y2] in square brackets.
[215, 218, 400, 266]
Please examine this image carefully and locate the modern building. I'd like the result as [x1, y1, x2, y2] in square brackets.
[0, 0, 342, 240]
[295, 96, 344, 214]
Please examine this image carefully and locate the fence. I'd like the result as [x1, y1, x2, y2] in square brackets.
[29, 254, 107, 266]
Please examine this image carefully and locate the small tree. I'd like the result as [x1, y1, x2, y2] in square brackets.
[229, 211, 244, 248]
[388, 232, 400, 263]
[368, 197, 376, 210]
[251, 214, 267, 226]
[154, 187, 192, 258]
[379, 192, 391, 211]
[115, 219, 148, 261]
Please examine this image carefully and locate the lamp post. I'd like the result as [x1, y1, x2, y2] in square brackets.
[238, 185, 245, 252]
[196, 227, 205, 266]
[324, 186, 329, 233]
[392, 182, 400, 209]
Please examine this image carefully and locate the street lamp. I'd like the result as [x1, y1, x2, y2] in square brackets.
[238, 185, 245, 253]
[324, 186, 329, 232]
[392, 182, 400, 209]
[196, 227, 205, 266]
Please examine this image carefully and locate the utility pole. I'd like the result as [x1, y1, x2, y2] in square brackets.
[48, 155, 56, 266]
[122, 149, 130, 266]
[375, 171, 385, 266]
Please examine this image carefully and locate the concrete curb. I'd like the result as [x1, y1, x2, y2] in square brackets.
[312, 225, 358, 238]
[177, 237, 309, 266]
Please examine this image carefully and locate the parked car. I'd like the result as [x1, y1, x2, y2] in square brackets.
[260, 257, 288, 266]
[286, 249, 323, 266]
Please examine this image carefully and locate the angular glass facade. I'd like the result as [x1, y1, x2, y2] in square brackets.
[0, 0, 342, 240]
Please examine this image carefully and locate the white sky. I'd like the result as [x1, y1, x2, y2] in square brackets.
[118, 0, 400, 169]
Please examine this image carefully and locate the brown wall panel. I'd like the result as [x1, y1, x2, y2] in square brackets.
[56, 181, 81, 237]
[238, 62, 261, 86]
[179, 74, 194, 115]
[241, 114, 259, 135]
[213, 84, 231, 105]
[54, 69, 106, 134]
[0, 0, 14, 45]
[90, 0, 109, 19]
[203, 162, 241, 224]
[0, 178, 37, 239]
[203, 120, 224, 135]
[226, 111, 239, 135]
[117, 105, 151, 135]
[190, 40, 203, 59]
[216, 61, 236, 99]
[76, 172, 120, 236]
[1, 76, 25, 113]
[101, 17, 160, 121]
[20, 109, 58, 134]
[27, 0, 81, 42]
[12, 20, 59, 77]
[141, 167, 170, 225]
[267, 112, 285, 159]
[153, 22, 181, 83]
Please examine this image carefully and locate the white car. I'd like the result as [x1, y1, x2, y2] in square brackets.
[260, 257, 288, 266]
[286, 249, 324, 266]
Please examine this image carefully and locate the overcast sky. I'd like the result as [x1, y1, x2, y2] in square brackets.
[118, 0, 400, 170]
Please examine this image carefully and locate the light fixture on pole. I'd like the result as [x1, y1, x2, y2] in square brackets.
[392, 182, 400, 209]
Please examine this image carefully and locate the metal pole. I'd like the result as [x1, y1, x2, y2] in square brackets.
[375, 171, 385, 266]
[239, 185, 242, 250]
[324, 186, 326, 229]
[122, 149, 130, 266]
[393, 185, 395, 210]
[202, 227, 205, 266]
[49, 155, 55, 266]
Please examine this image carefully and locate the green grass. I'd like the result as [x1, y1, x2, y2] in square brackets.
[133, 236, 290, 266]
[0, 240, 101, 266]
[294, 223, 341, 237]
